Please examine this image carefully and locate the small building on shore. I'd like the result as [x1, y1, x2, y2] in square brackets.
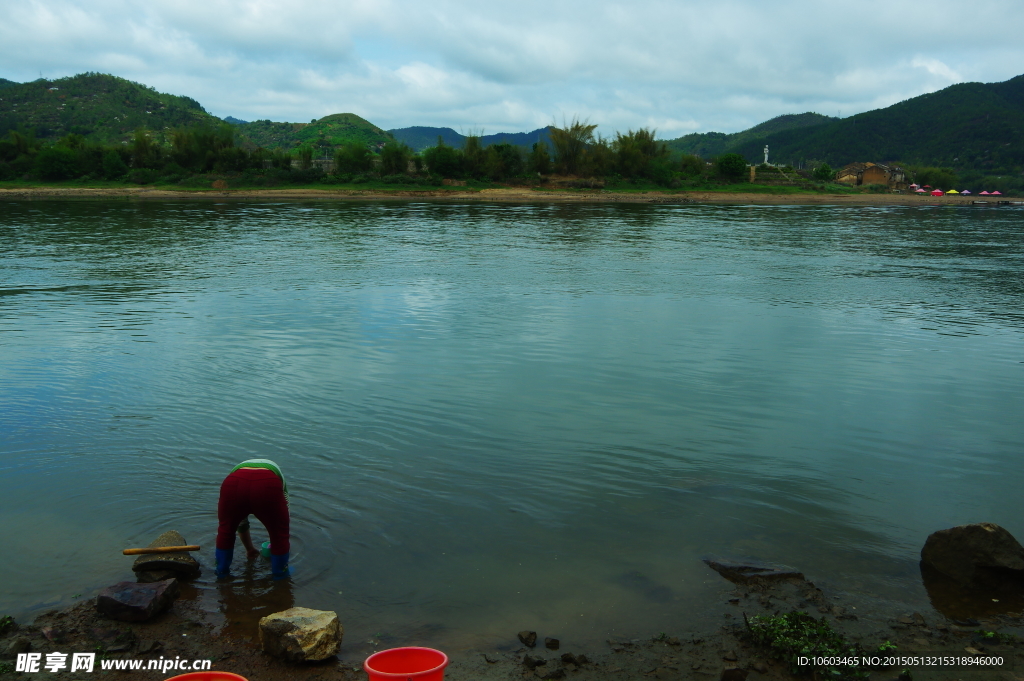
[835, 162, 908, 190]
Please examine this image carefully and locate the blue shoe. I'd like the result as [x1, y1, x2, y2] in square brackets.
[215, 548, 233, 579]
[270, 552, 290, 580]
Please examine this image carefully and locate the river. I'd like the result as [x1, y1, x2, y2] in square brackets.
[1, 200, 1022, 648]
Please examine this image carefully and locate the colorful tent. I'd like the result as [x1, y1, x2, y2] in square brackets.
[931, 189, 944, 196]
[923, 185, 932, 189]
[980, 191, 990, 195]
[946, 189, 959, 194]
[992, 191, 1003, 195]
[961, 190, 971, 195]
[909, 183, 920, 189]
[915, 188, 926, 193]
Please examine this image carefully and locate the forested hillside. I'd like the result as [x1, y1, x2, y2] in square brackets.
[390, 126, 552, 151]
[730, 76, 1024, 174]
[232, 113, 393, 152]
[0, 73, 219, 143]
[665, 113, 836, 158]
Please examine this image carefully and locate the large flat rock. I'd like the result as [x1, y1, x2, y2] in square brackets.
[132, 530, 201, 581]
[921, 523, 1024, 585]
[96, 579, 179, 622]
[259, 607, 341, 662]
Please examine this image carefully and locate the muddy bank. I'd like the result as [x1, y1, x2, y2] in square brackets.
[3, 568, 1022, 681]
[0, 185, 994, 206]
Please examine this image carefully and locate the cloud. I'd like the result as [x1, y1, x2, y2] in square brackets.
[1, 0, 1023, 136]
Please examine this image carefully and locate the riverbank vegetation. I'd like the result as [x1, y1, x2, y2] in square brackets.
[0, 121, 852, 194]
[0, 116, 1016, 196]
[3, 71, 1023, 195]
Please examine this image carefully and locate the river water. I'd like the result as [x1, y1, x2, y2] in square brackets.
[1, 200, 1022, 649]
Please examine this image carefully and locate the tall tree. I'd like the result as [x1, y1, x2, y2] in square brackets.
[549, 117, 596, 175]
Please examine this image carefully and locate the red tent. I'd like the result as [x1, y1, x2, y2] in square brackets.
[931, 189, 943, 196]
[980, 191, 990, 195]
[923, 185, 932, 189]
[992, 191, 1003, 195]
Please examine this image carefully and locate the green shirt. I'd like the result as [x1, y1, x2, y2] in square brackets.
[230, 458, 289, 504]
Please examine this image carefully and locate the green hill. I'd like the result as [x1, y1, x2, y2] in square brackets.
[728, 75, 1024, 172]
[389, 126, 552, 152]
[665, 113, 836, 158]
[233, 113, 394, 151]
[0, 73, 220, 143]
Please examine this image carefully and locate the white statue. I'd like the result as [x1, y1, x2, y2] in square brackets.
[764, 145, 769, 165]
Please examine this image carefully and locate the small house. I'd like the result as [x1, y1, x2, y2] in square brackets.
[835, 162, 908, 190]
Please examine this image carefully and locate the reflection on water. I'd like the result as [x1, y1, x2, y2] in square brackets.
[1, 201, 1023, 647]
[215, 575, 295, 640]
[921, 564, 1024, 622]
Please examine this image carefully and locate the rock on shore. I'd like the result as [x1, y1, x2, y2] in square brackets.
[132, 530, 201, 582]
[921, 523, 1024, 584]
[95, 579, 179, 622]
[259, 607, 341, 662]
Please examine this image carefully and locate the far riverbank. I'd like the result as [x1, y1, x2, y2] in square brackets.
[1, 185, 1015, 205]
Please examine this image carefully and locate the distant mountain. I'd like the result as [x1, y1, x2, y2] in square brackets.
[223, 116, 249, 125]
[0, 78, 19, 90]
[234, 113, 393, 151]
[728, 75, 1024, 172]
[390, 126, 552, 151]
[665, 113, 836, 158]
[0, 73, 220, 142]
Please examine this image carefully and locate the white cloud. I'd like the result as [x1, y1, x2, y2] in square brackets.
[1, 0, 1022, 136]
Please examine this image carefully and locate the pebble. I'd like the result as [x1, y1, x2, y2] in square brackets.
[1, 637, 30, 656]
[522, 654, 546, 669]
[518, 630, 538, 648]
[721, 666, 749, 681]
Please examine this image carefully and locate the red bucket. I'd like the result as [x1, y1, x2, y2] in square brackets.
[364, 647, 449, 681]
[164, 674, 248, 681]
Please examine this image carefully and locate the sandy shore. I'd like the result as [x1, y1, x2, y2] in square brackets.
[0, 185, 1004, 205]
[3, 569, 1022, 681]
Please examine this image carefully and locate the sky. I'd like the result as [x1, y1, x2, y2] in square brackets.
[2, 0, 1023, 138]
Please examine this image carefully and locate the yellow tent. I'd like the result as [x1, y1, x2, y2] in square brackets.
[946, 189, 960, 194]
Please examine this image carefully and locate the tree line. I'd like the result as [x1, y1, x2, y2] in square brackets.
[0, 116, 773, 188]
[0, 123, 292, 183]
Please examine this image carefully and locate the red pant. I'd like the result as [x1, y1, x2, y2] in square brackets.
[216, 468, 290, 555]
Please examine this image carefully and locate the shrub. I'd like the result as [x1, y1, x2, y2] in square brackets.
[422, 139, 463, 178]
[585, 137, 616, 177]
[679, 154, 705, 177]
[380, 141, 413, 176]
[127, 168, 159, 184]
[334, 142, 373, 174]
[748, 611, 861, 678]
[484, 143, 524, 180]
[462, 136, 485, 178]
[614, 128, 670, 180]
[812, 163, 834, 182]
[527, 141, 551, 175]
[102, 150, 129, 179]
[35, 146, 80, 180]
[716, 153, 748, 181]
